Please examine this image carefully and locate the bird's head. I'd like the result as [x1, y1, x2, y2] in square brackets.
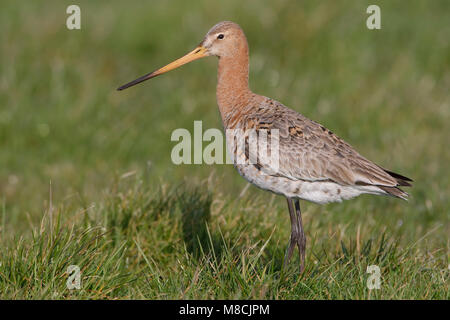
[200, 21, 248, 58]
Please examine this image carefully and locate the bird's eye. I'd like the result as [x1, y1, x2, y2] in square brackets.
[217, 34, 224, 40]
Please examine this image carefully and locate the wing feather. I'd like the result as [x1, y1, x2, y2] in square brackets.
[242, 98, 407, 188]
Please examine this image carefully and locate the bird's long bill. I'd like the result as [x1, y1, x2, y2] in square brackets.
[117, 46, 208, 91]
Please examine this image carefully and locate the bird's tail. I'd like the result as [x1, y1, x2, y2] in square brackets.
[378, 169, 413, 200]
[378, 185, 409, 200]
[383, 169, 413, 187]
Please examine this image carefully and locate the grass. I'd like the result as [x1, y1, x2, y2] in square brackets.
[0, 180, 447, 299]
[0, 0, 448, 299]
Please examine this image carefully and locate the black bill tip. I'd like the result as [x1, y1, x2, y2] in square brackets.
[117, 71, 157, 91]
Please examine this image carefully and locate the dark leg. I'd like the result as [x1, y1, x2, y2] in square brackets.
[294, 199, 306, 272]
[283, 197, 306, 273]
[283, 198, 297, 269]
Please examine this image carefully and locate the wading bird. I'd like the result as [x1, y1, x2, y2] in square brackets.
[118, 21, 412, 273]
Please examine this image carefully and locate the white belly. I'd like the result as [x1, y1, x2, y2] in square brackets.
[234, 163, 385, 204]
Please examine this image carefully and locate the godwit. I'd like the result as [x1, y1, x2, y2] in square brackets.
[118, 21, 412, 272]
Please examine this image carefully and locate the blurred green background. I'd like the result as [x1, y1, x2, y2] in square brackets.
[0, 0, 448, 299]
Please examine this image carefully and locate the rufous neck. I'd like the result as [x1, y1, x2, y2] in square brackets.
[216, 53, 252, 118]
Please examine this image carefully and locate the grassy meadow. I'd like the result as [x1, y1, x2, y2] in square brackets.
[0, 0, 448, 299]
